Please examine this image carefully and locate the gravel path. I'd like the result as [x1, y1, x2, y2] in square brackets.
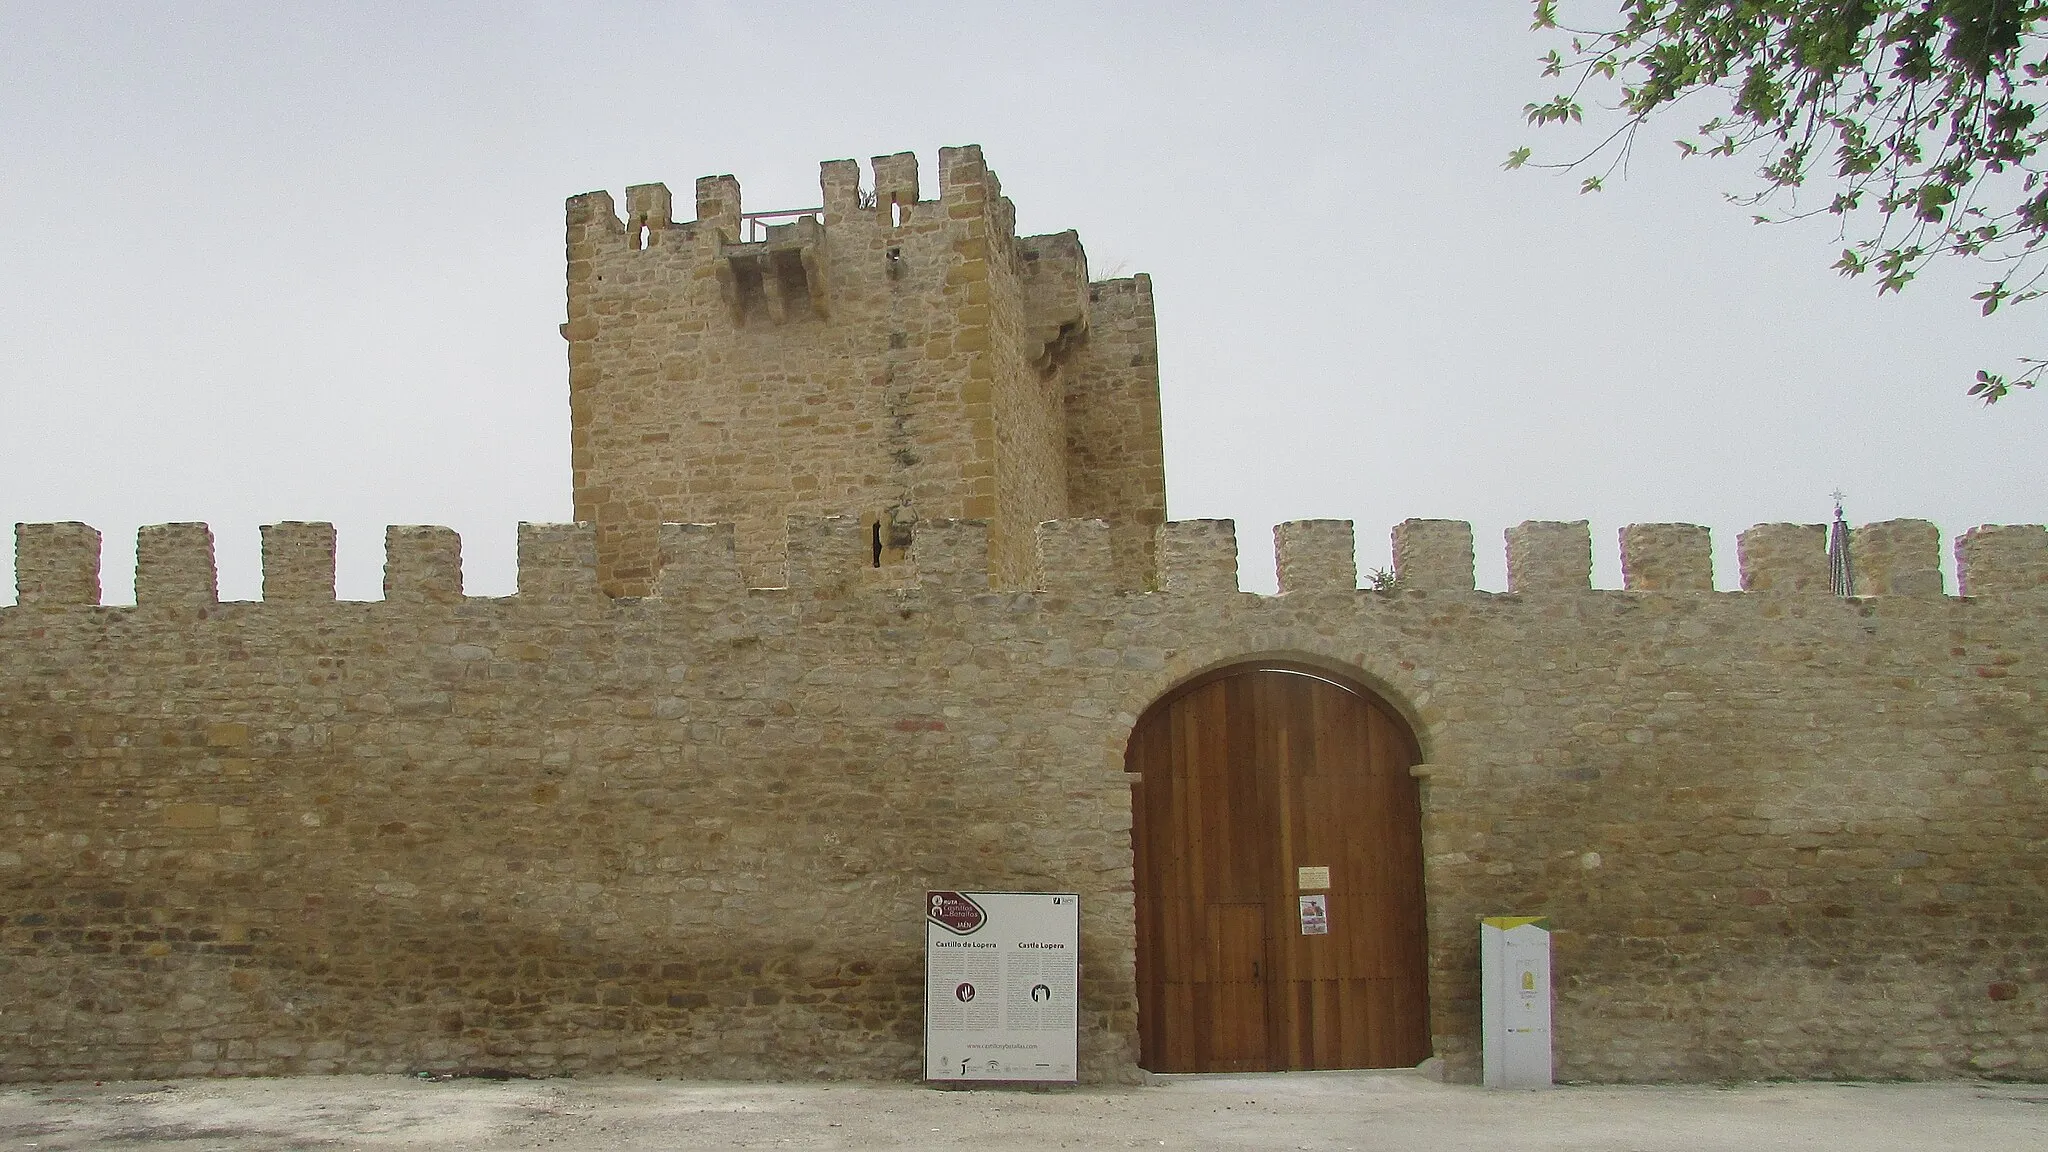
[0, 1072, 2040, 1150]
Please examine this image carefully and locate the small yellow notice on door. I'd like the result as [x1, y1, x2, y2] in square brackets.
[1296, 866, 1330, 890]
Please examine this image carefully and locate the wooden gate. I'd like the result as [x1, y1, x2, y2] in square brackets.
[1126, 664, 1431, 1072]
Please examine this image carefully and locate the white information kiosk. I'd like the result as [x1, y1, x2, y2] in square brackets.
[924, 891, 1079, 1083]
[1480, 915, 1553, 1088]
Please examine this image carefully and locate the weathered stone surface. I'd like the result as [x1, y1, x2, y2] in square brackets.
[1620, 523, 1713, 592]
[260, 522, 336, 604]
[134, 523, 216, 607]
[1034, 518, 1115, 594]
[384, 526, 463, 604]
[1737, 523, 1828, 593]
[13, 522, 100, 607]
[1393, 520, 1475, 591]
[3, 517, 2042, 1086]
[565, 149, 1164, 595]
[1957, 524, 2048, 595]
[1506, 521, 1591, 593]
[1158, 520, 1238, 595]
[1275, 520, 1357, 594]
[1852, 519, 1944, 597]
[2, 147, 2042, 1092]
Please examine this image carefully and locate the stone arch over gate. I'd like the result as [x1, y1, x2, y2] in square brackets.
[1123, 655, 1432, 1073]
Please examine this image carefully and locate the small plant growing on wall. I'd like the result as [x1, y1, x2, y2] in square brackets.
[1365, 566, 1400, 593]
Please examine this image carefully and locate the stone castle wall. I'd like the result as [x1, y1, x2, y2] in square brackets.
[3, 515, 2043, 1084]
[565, 148, 1163, 596]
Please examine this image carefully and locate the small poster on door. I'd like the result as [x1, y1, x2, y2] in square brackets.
[1298, 893, 1329, 935]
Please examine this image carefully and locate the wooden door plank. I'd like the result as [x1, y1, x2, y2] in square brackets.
[1129, 666, 1431, 1075]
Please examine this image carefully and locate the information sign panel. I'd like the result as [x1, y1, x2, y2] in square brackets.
[1480, 915, 1553, 1088]
[924, 891, 1079, 1083]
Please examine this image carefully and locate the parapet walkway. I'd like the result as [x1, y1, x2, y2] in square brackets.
[0, 1071, 2040, 1150]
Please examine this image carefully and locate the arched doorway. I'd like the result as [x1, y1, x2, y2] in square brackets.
[1126, 662, 1430, 1072]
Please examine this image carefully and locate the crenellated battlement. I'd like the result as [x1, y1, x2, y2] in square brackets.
[7, 146, 2045, 1093]
[558, 145, 1163, 600]
[12, 516, 2046, 613]
[565, 146, 1019, 259]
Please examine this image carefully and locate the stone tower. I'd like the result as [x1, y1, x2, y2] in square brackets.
[563, 145, 1167, 594]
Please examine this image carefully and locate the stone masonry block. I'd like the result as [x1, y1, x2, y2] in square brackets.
[1035, 519, 1115, 594]
[1956, 524, 2048, 595]
[784, 516, 868, 598]
[913, 520, 990, 592]
[14, 522, 100, 607]
[1851, 519, 1943, 597]
[518, 523, 600, 601]
[383, 526, 463, 604]
[1505, 521, 1591, 593]
[624, 183, 673, 233]
[939, 144, 987, 203]
[1275, 520, 1357, 594]
[1158, 520, 1239, 596]
[1737, 523, 1828, 593]
[260, 522, 336, 603]
[1620, 523, 1714, 592]
[134, 523, 217, 606]
[820, 158, 861, 219]
[655, 523, 742, 598]
[695, 174, 741, 239]
[1393, 519, 1475, 592]
[595, 520, 661, 597]
[565, 189, 618, 233]
[872, 151, 919, 213]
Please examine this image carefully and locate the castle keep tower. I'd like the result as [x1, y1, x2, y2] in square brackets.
[564, 145, 1167, 594]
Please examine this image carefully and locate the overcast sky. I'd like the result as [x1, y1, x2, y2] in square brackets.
[3, 1, 2042, 602]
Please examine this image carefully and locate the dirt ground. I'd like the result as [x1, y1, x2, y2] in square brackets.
[0, 1071, 2041, 1151]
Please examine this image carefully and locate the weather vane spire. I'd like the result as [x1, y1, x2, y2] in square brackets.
[1827, 490, 1854, 597]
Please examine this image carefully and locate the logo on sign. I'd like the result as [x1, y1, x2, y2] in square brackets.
[927, 891, 986, 935]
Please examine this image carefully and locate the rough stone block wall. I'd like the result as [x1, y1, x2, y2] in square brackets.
[1957, 525, 2048, 596]
[1033, 518, 1115, 594]
[1852, 519, 1945, 598]
[1064, 276, 1166, 588]
[260, 522, 337, 604]
[564, 147, 1159, 595]
[134, 523, 217, 606]
[1274, 520, 1357, 593]
[12, 523, 100, 608]
[1620, 523, 1714, 592]
[1392, 519, 1476, 591]
[1505, 520, 1591, 593]
[383, 526, 463, 604]
[1, 517, 2044, 1086]
[1157, 520, 1239, 596]
[951, 150, 1067, 590]
[1737, 523, 1829, 592]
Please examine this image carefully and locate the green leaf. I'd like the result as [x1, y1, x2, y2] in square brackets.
[1504, 147, 1533, 170]
[1580, 176, 1604, 194]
